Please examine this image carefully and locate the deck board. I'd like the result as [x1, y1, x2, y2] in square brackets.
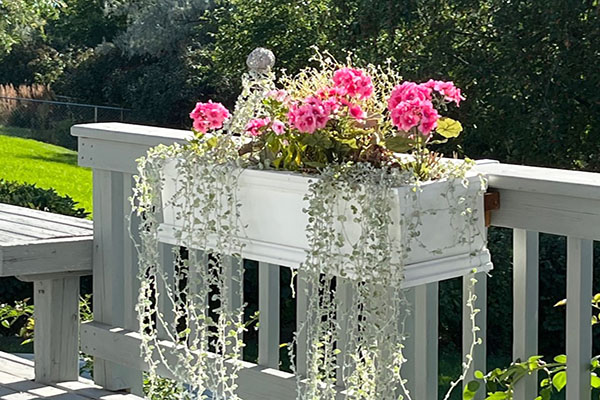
[0, 204, 94, 278]
[0, 352, 142, 400]
[0, 204, 92, 230]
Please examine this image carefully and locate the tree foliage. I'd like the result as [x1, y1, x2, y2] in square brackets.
[105, 0, 213, 56]
[0, 0, 64, 57]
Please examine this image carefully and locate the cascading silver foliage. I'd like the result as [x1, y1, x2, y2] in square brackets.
[132, 148, 486, 400]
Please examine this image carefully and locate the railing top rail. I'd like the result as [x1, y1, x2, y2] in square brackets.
[0, 96, 130, 111]
[72, 122, 190, 147]
[475, 162, 600, 201]
[74, 123, 600, 196]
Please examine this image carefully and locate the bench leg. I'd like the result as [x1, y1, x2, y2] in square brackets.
[34, 277, 80, 383]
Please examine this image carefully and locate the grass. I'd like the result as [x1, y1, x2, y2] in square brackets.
[0, 129, 92, 215]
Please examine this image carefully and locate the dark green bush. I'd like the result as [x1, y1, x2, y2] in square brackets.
[0, 179, 89, 218]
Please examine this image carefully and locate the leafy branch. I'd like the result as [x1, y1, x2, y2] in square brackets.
[464, 294, 600, 399]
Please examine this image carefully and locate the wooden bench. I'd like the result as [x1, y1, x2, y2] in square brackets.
[0, 203, 93, 384]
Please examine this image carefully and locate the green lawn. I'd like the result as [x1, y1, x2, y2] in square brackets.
[0, 133, 92, 215]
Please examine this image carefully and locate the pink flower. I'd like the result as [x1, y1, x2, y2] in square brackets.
[390, 101, 421, 132]
[349, 104, 366, 120]
[332, 68, 374, 100]
[189, 101, 230, 133]
[267, 89, 290, 103]
[418, 102, 440, 135]
[424, 80, 465, 106]
[389, 98, 439, 137]
[322, 97, 341, 114]
[245, 117, 270, 137]
[271, 119, 286, 135]
[288, 96, 330, 134]
[387, 82, 432, 111]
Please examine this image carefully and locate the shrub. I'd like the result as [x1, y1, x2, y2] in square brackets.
[0, 179, 89, 218]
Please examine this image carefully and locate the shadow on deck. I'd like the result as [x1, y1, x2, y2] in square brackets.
[0, 351, 143, 400]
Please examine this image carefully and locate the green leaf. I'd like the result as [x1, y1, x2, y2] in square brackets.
[436, 117, 463, 138]
[591, 373, 600, 388]
[486, 392, 509, 400]
[462, 381, 480, 399]
[1, 320, 10, 329]
[552, 370, 567, 391]
[384, 135, 412, 153]
[474, 370, 485, 379]
[553, 354, 566, 363]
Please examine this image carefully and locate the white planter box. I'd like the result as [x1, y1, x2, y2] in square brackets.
[158, 160, 492, 288]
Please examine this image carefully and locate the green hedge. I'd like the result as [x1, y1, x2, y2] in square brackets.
[0, 179, 89, 218]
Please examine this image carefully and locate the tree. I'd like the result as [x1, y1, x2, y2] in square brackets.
[0, 0, 65, 57]
[105, 0, 214, 56]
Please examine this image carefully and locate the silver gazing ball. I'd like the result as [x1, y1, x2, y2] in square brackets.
[246, 48, 276, 73]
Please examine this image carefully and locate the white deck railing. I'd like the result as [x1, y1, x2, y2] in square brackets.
[70, 122, 599, 400]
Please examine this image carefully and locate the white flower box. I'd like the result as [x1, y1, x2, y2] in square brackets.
[158, 160, 492, 288]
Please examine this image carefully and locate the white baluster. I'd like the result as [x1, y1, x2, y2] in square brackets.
[513, 229, 539, 399]
[258, 262, 280, 368]
[462, 272, 487, 399]
[566, 237, 593, 399]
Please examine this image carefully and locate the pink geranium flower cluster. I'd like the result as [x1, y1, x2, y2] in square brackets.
[387, 82, 440, 136]
[189, 101, 230, 133]
[424, 79, 464, 106]
[332, 67, 374, 100]
[245, 117, 286, 137]
[287, 96, 331, 134]
[287, 68, 373, 134]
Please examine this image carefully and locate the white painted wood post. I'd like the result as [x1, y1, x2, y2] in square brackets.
[402, 287, 416, 397]
[414, 283, 439, 400]
[157, 243, 176, 340]
[258, 262, 280, 368]
[566, 237, 593, 399]
[403, 283, 438, 400]
[92, 170, 142, 392]
[33, 277, 79, 383]
[296, 269, 309, 377]
[336, 278, 354, 386]
[222, 255, 243, 357]
[462, 272, 487, 399]
[123, 173, 141, 334]
[122, 173, 144, 396]
[222, 256, 243, 317]
[513, 229, 539, 399]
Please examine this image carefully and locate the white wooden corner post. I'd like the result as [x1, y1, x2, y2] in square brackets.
[92, 170, 143, 393]
[73, 123, 190, 393]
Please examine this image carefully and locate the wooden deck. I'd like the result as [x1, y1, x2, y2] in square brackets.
[0, 203, 94, 384]
[0, 352, 143, 399]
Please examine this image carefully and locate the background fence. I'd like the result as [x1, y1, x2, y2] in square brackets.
[0, 96, 130, 149]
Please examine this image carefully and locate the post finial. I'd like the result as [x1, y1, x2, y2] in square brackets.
[246, 48, 275, 73]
